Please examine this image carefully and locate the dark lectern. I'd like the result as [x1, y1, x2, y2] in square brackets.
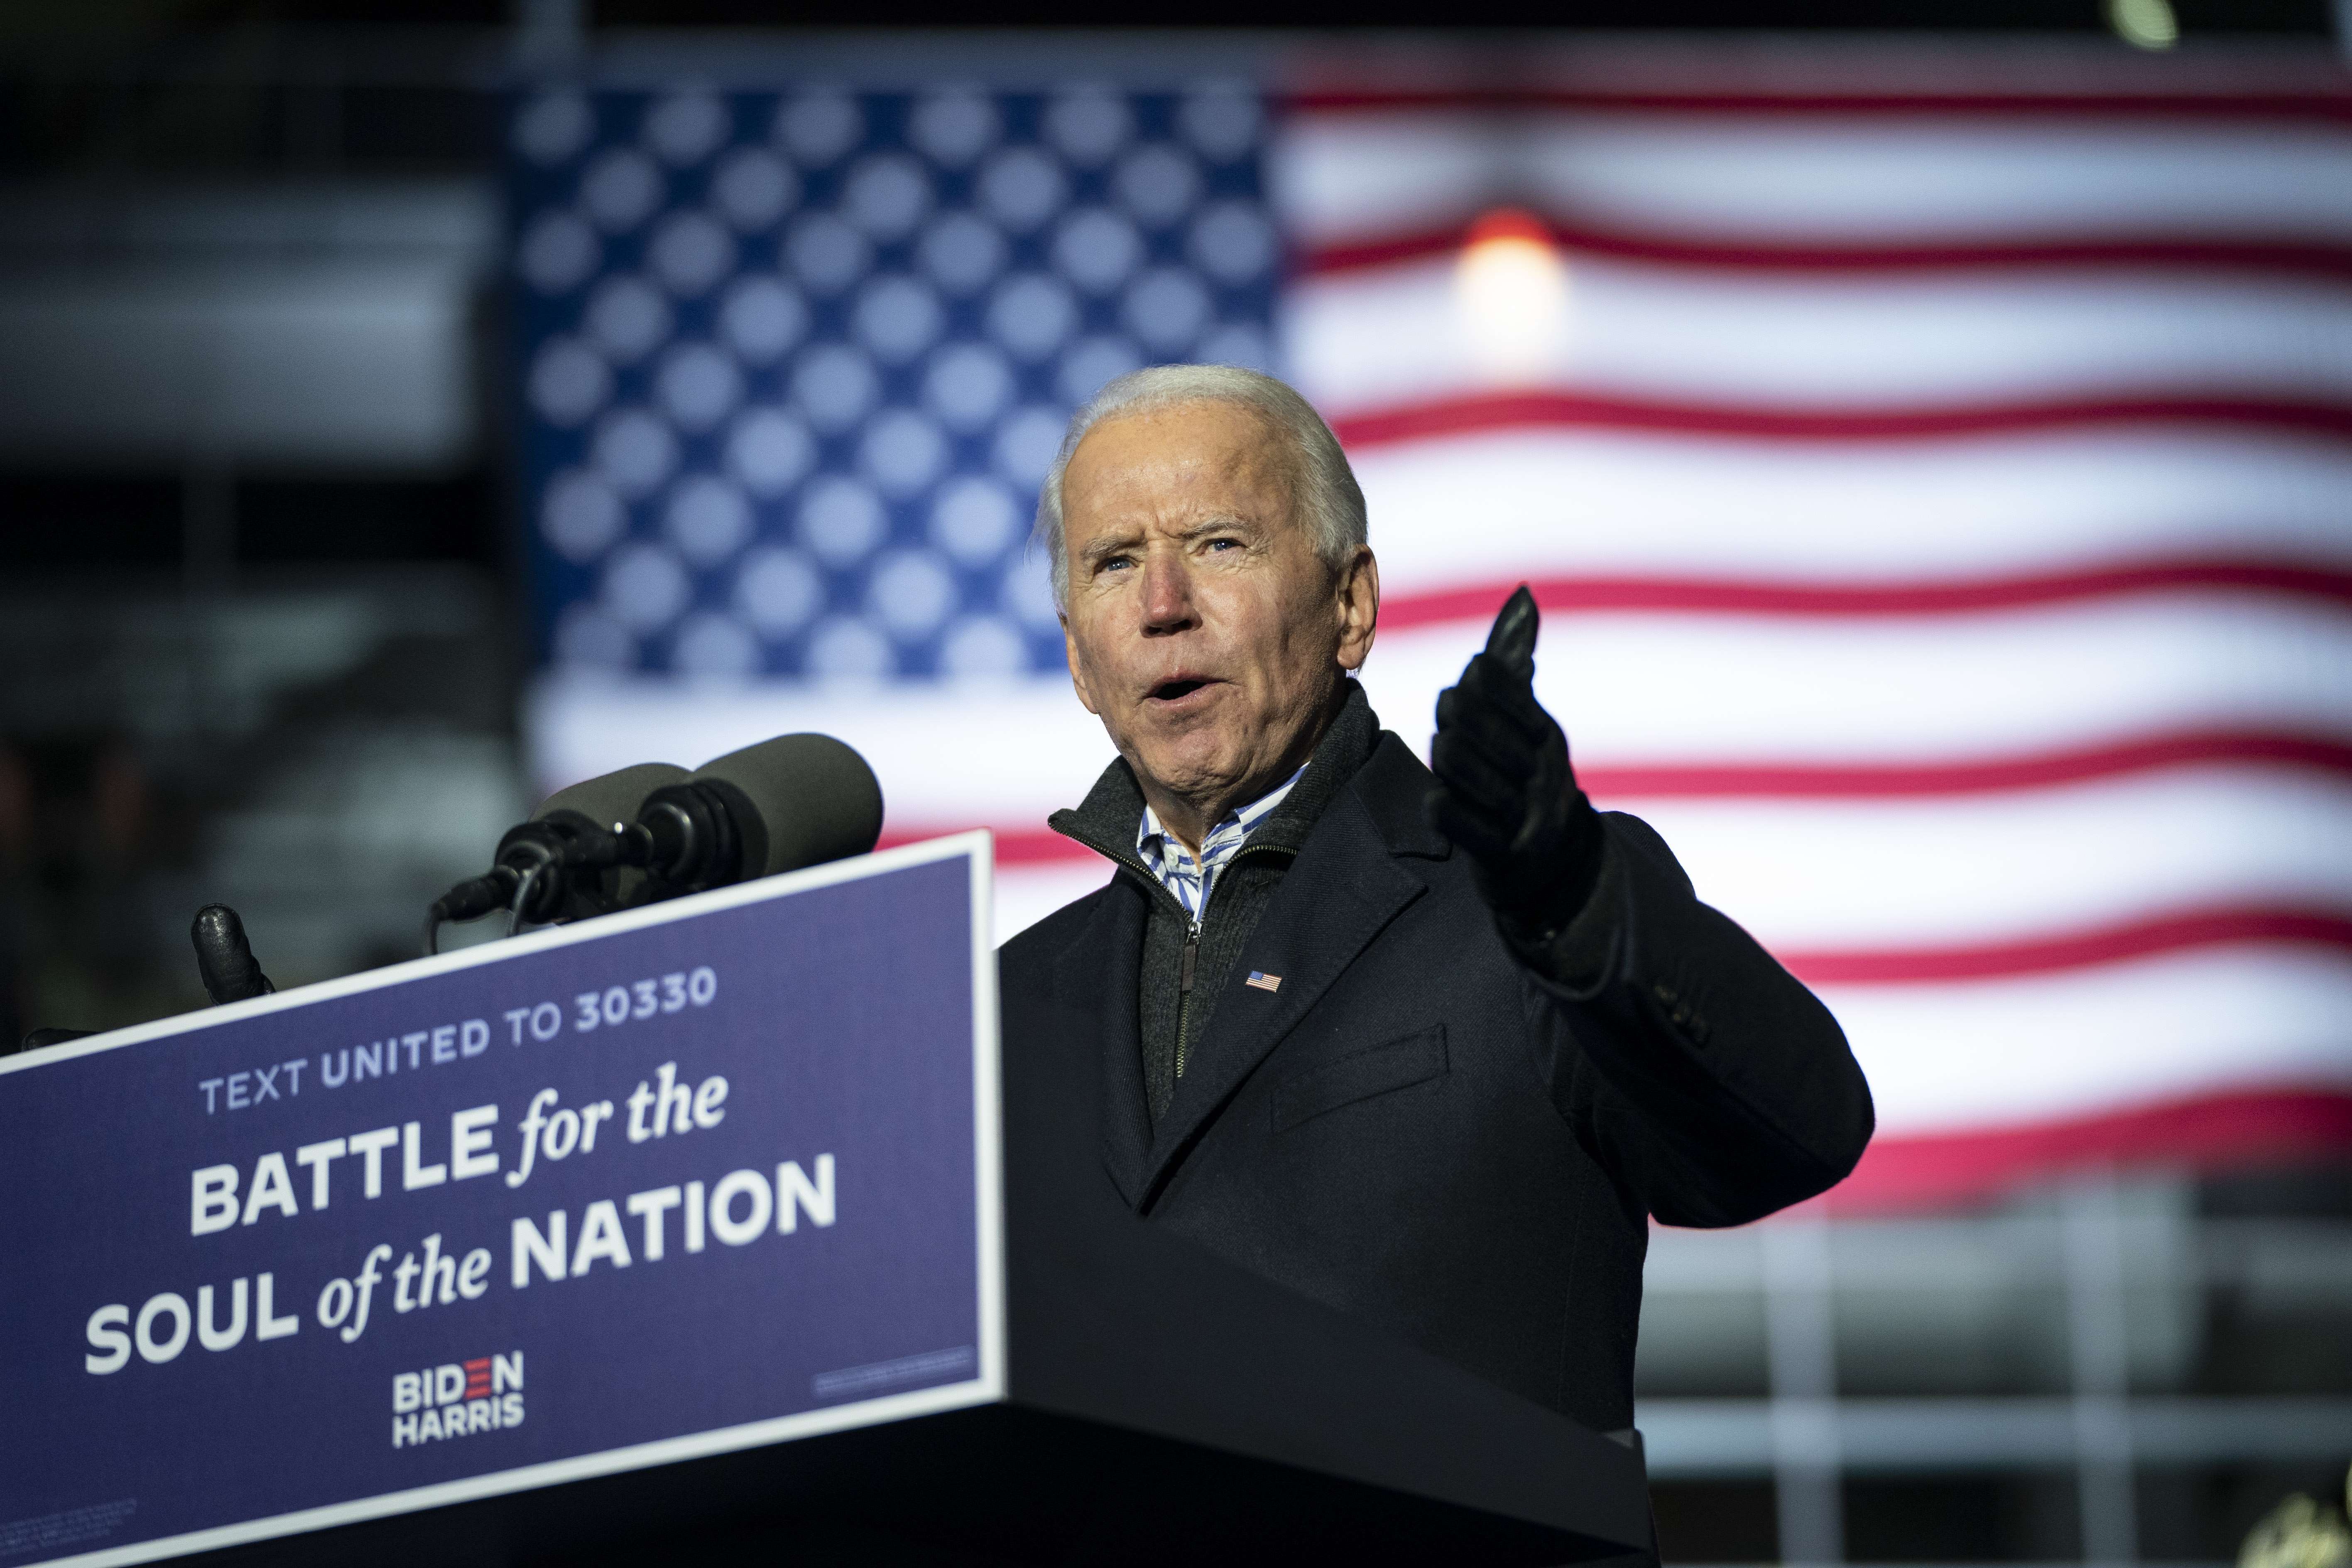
[0, 836, 1652, 1568]
[192, 1168, 1656, 1567]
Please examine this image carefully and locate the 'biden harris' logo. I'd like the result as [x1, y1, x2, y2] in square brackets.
[392, 1352, 523, 1448]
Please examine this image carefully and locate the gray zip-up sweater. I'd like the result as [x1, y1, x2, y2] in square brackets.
[1050, 684, 1381, 1125]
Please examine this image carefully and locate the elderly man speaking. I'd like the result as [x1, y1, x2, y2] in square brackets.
[1000, 363, 1874, 1437]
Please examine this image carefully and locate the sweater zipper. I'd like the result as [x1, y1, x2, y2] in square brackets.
[1069, 836, 1288, 1085]
[1170, 841, 1287, 1082]
[1174, 919, 1201, 1080]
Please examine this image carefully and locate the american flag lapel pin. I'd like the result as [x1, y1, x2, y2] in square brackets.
[1245, 971, 1281, 992]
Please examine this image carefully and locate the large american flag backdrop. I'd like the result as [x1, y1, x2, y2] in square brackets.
[507, 49, 2352, 1211]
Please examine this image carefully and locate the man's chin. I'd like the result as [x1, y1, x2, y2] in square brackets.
[1127, 728, 1250, 803]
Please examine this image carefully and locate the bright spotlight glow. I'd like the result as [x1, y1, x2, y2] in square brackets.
[2107, 0, 2178, 49]
[1454, 208, 1570, 384]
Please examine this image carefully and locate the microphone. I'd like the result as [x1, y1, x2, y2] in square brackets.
[424, 736, 883, 952]
[425, 762, 689, 952]
[603, 733, 883, 917]
[642, 733, 884, 893]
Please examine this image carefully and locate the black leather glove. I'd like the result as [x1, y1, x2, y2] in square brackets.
[1424, 585, 1607, 941]
[191, 904, 273, 1004]
[14, 902, 271, 1054]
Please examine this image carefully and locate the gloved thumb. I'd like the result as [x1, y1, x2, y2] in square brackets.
[192, 904, 273, 1004]
[1484, 584, 1539, 676]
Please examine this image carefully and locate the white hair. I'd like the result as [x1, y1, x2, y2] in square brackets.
[1032, 363, 1368, 608]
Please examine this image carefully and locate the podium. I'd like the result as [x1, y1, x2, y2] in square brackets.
[0, 837, 1654, 1567]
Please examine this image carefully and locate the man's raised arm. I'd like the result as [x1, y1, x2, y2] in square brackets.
[1425, 586, 1875, 1227]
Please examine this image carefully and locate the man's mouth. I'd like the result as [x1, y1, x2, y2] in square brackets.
[1146, 677, 1216, 705]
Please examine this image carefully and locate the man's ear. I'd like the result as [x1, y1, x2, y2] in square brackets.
[1063, 615, 1103, 715]
[1334, 546, 1379, 673]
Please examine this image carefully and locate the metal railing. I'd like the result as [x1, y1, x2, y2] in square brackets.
[1636, 1175, 2352, 1563]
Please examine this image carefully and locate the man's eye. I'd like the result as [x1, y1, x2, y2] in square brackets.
[1204, 538, 1240, 553]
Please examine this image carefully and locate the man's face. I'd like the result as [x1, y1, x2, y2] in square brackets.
[1058, 398, 1376, 840]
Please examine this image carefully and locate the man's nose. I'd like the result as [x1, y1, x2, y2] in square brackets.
[1139, 549, 1196, 635]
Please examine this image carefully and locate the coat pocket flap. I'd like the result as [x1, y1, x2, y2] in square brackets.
[1270, 1025, 1448, 1133]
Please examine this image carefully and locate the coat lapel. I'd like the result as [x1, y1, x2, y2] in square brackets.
[1056, 873, 1155, 1205]
[1135, 784, 1429, 1209]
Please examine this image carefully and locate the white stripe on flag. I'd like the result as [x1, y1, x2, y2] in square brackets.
[1281, 112, 2352, 247]
[1289, 260, 2352, 415]
[1357, 600, 2352, 764]
[1828, 947, 2352, 1136]
[1620, 773, 2352, 951]
[1347, 430, 2352, 588]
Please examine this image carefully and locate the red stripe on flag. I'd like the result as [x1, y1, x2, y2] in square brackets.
[877, 827, 1085, 865]
[1374, 559, 2352, 631]
[1299, 223, 2352, 284]
[1328, 390, 2352, 449]
[1783, 904, 2352, 985]
[1820, 1088, 2352, 1213]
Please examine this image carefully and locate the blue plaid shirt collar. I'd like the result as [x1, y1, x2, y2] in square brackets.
[1136, 764, 1307, 924]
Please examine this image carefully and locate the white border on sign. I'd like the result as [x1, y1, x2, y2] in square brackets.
[14, 832, 1006, 1568]
[966, 828, 1009, 1436]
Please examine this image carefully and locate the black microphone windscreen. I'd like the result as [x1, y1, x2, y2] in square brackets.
[688, 734, 884, 877]
[534, 762, 690, 831]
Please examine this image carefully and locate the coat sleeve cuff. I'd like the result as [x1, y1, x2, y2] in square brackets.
[1497, 831, 1628, 998]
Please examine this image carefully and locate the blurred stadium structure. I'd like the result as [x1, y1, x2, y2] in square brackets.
[4, 20, 2352, 1563]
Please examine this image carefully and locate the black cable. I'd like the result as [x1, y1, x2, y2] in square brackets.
[505, 865, 543, 939]
[422, 867, 519, 956]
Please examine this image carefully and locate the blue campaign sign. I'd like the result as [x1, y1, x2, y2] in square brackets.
[0, 835, 1001, 1568]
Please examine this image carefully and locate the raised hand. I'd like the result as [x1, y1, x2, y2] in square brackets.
[1423, 586, 1606, 938]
